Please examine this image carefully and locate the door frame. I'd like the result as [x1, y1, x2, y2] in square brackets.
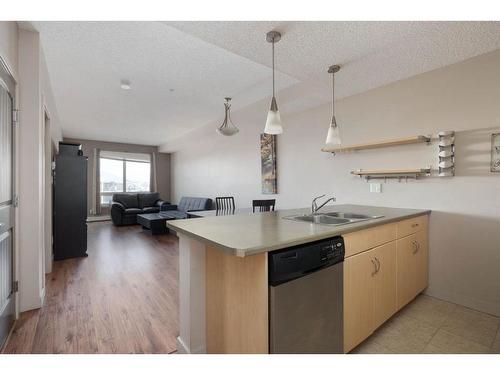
[43, 106, 53, 275]
[0, 53, 19, 348]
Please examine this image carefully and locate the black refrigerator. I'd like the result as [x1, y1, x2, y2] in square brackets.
[53, 142, 88, 260]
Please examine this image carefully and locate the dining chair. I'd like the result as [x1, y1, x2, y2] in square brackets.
[215, 196, 235, 214]
[252, 199, 276, 213]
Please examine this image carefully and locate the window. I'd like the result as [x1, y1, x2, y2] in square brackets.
[99, 151, 151, 205]
[125, 160, 150, 192]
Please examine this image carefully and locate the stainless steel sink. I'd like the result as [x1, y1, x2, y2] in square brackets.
[322, 212, 376, 220]
[291, 215, 351, 225]
[283, 212, 384, 226]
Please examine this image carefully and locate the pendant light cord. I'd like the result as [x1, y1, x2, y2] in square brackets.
[272, 39, 275, 98]
[332, 70, 335, 117]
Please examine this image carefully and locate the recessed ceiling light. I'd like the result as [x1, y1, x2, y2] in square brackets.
[120, 79, 131, 90]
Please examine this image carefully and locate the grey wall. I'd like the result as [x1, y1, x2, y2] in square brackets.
[63, 138, 171, 215]
[168, 49, 500, 316]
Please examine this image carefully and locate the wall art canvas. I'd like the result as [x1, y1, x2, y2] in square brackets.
[491, 133, 500, 172]
[260, 133, 277, 194]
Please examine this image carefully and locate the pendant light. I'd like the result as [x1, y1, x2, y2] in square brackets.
[264, 31, 283, 135]
[217, 97, 239, 136]
[325, 64, 341, 146]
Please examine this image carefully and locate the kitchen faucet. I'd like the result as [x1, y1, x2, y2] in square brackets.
[311, 195, 336, 214]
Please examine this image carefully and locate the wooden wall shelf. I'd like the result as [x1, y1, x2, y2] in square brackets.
[322, 135, 431, 154]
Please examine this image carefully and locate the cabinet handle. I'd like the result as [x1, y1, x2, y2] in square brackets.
[412, 240, 419, 254]
[371, 259, 377, 276]
[375, 257, 381, 273]
[411, 223, 419, 228]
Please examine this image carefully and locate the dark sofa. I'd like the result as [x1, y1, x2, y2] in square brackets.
[160, 196, 212, 219]
[111, 192, 168, 225]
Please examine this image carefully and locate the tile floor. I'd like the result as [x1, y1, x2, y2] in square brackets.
[352, 294, 500, 354]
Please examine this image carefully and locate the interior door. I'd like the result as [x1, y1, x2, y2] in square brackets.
[0, 60, 16, 349]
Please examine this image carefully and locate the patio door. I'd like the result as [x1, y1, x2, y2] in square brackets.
[0, 59, 16, 349]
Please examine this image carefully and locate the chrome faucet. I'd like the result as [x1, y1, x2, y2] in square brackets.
[311, 195, 336, 214]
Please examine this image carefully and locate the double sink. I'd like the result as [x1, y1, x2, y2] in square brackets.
[284, 211, 384, 226]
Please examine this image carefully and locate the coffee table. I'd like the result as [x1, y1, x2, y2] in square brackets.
[137, 213, 172, 235]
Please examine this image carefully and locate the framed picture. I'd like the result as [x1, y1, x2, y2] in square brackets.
[260, 133, 277, 194]
[492, 133, 500, 172]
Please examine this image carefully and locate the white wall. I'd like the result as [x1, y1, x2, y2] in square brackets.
[18, 28, 45, 311]
[0, 22, 18, 80]
[169, 49, 500, 316]
[1, 22, 63, 313]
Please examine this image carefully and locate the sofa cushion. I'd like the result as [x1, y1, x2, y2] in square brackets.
[124, 208, 142, 214]
[113, 193, 139, 209]
[178, 197, 212, 213]
[142, 206, 160, 213]
[138, 192, 159, 209]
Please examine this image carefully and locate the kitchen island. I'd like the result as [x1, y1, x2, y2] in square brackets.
[167, 204, 430, 354]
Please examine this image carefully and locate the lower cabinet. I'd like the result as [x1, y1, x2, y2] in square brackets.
[372, 241, 398, 329]
[343, 214, 429, 353]
[397, 230, 428, 309]
[344, 241, 397, 353]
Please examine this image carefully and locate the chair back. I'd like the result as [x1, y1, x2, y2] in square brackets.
[215, 196, 235, 214]
[252, 199, 275, 212]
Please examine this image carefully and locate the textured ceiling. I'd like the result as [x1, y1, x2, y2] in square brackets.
[33, 21, 500, 146]
[33, 21, 297, 145]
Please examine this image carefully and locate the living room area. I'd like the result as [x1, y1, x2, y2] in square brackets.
[3, 136, 183, 353]
[4, 130, 275, 352]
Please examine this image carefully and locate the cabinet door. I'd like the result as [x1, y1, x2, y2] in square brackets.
[372, 241, 397, 330]
[415, 229, 429, 293]
[397, 232, 428, 309]
[344, 249, 376, 353]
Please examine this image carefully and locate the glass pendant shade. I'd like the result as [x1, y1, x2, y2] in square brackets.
[264, 96, 283, 134]
[325, 64, 341, 145]
[264, 31, 283, 135]
[217, 98, 239, 136]
[326, 116, 341, 146]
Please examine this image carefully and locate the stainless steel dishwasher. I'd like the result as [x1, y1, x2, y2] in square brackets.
[268, 236, 344, 354]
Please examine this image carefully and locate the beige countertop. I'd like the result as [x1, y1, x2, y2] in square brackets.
[167, 204, 430, 257]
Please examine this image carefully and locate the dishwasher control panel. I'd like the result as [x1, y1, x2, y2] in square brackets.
[320, 241, 344, 262]
[268, 236, 345, 286]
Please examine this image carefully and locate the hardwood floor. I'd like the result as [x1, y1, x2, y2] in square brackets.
[3, 222, 179, 354]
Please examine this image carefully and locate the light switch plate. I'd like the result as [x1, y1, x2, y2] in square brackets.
[369, 183, 382, 193]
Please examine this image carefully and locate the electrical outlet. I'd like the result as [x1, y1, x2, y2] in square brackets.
[369, 183, 382, 193]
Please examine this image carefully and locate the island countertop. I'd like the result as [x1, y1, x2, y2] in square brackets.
[166, 204, 431, 257]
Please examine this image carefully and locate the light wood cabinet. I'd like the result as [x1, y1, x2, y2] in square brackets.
[344, 241, 397, 352]
[344, 249, 375, 352]
[206, 246, 269, 354]
[343, 214, 428, 353]
[397, 229, 428, 309]
[372, 241, 398, 329]
[343, 223, 397, 257]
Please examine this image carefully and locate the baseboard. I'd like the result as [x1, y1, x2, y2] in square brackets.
[176, 336, 206, 354]
[425, 288, 500, 317]
[39, 286, 46, 306]
[176, 336, 189, 354]
[87, 215, 111, 223]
